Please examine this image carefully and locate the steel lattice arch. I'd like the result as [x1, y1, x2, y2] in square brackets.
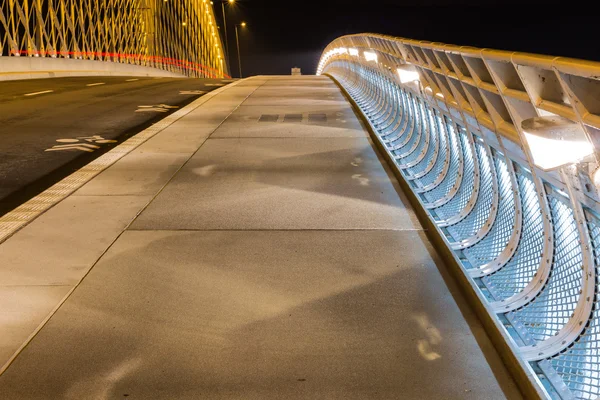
[318, 34, 600, 399]
[0, 0, 228, 78]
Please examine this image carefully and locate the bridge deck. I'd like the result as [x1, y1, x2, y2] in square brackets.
[0, 76, 521, 398]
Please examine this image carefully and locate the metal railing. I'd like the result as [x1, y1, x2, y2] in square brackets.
[318, 34, 600, 399]
[0, 0, 229, 78]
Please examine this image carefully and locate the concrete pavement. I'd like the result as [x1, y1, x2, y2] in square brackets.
[0, 76, 522, 399]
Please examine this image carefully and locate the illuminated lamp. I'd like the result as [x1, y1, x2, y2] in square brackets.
[364, 51, 378, 62]
[521, 116, 594, 171]
[397, 64, 420, 83]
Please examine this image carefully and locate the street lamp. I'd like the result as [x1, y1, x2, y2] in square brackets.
[220, 0, 234, 67]
[235, 22, 247, 78]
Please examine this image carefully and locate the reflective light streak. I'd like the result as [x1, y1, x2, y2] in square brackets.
[8, 51, 229, 80]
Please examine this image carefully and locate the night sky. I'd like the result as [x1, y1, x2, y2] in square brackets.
[214, 0, 598, 78]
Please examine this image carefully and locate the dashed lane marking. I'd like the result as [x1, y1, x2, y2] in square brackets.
[24, 90, 54, 97]
[86, 82, 105, 87]
[126, 78, 140, 82]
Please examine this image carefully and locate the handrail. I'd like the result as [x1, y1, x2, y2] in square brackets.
[0, 0, 229, 79]
[318, 34, 600, 400]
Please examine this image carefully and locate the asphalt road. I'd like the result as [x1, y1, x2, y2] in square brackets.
[0, 76, 233, 216]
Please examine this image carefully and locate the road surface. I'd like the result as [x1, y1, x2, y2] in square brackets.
[0, 76, 232, 216]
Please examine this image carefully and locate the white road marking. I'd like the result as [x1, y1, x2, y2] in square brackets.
[24, 90, 54, 97]
[45, 143, 100, 152]
[77, 135, 118, 144]
[135, 104, 179, 113]
[86, 82, 105, 87]
[78, 135, 115, 143]
[205, 83, 225, 87]
[46, 136, 117, 152]
[136, 108, 169, 113]
[52, 143, 100, 149]
[126, 78, 139, 82]
[56, 139, 80, 143]
[180, 90, 207, 95]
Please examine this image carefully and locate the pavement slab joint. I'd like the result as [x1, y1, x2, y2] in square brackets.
[0, 76, 522, 399]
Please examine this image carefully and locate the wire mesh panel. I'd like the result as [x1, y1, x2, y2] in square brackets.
[509, 193, 583, 343]
[446, 139, 495, 242]
[421, 119, 461, 204]
[391, 94, 420, 155]
[432, 130, 474, 221]
[383, 91, 411, 146]
[412, 113, 448, 190]
[398, 100, 429, 166]
[463, 153, 515, 268]
[483, 168, 545, 301]
[405, 106, 438, 179]
[546, 209, 600, 400]
[381, 90, 408, 140]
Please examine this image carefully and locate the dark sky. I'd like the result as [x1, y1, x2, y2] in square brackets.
[215, 0, 599, 78]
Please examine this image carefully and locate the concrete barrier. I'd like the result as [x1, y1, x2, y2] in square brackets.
[0, 57, 186, 81]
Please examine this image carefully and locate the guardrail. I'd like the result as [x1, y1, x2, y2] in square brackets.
[0, 0, 229, 79]
[318, 34, 600, 399]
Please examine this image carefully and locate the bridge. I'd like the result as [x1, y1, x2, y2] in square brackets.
[1, 4, 600, 400]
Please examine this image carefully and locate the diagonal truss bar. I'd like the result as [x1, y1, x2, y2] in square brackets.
[0, 0, 229, 78]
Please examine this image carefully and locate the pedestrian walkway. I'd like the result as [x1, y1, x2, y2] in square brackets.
[0, 76, 522, 399]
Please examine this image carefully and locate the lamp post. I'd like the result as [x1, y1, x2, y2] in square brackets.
[235, 22, 246, 78]
[221, 0, 234, 67]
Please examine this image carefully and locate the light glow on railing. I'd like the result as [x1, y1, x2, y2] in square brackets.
[318, 33, 600, 399]
[364, 51, 378, 62]
[397, 65, 420, 83]
[317, 47, 350, 75]
[522, 116, 594, 170]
